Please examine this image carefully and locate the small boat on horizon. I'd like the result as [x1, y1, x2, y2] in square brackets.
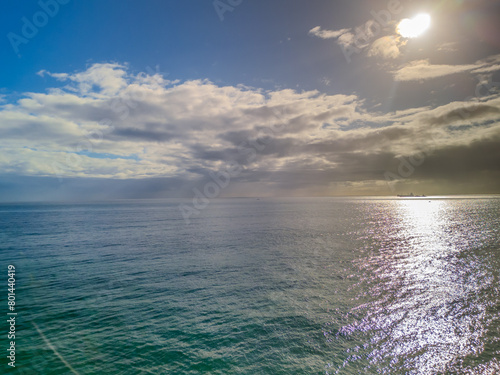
[397, 192, 426, 197]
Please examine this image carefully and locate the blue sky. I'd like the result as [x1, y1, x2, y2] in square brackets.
[3, 0, 353, 94]
[1, 0, 500, 201]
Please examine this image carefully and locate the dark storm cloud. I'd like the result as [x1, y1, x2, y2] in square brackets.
[410, 136, 500, 182]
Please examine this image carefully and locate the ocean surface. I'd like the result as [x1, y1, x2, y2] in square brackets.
[1, 197, 499, 374]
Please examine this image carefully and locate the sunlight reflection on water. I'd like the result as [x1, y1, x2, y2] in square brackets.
[338, 199, 499, 374]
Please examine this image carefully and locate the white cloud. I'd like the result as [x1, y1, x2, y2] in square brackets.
[309, 13, 404, 61]
[308, 26, 350, 40]
[393, 54, 500, 81]
[2, 63, 500, 195]
[393, 59, 480, 81]
[368, 36, 402, 59]
[39, 63, 129, 96]
[337, 31, 356, 48]
[471, 65, 500, 74]
[0, 64, 363, 179]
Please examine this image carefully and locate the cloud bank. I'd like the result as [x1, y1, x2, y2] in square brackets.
[1, 63, 500, 199]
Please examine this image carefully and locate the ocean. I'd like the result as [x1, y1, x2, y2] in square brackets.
[1, 197, 499, 374]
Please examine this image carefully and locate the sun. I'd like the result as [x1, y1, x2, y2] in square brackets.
[397, 13, 431, 38]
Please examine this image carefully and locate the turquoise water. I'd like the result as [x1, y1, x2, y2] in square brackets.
[1, 197, 499, 374]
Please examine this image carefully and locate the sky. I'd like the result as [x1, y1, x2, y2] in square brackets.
[1, 0, 500, 201]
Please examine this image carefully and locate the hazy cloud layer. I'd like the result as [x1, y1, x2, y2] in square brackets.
[393, 56, 500, 81]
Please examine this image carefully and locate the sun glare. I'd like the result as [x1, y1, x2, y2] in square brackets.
[397, 13, 431, 38]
